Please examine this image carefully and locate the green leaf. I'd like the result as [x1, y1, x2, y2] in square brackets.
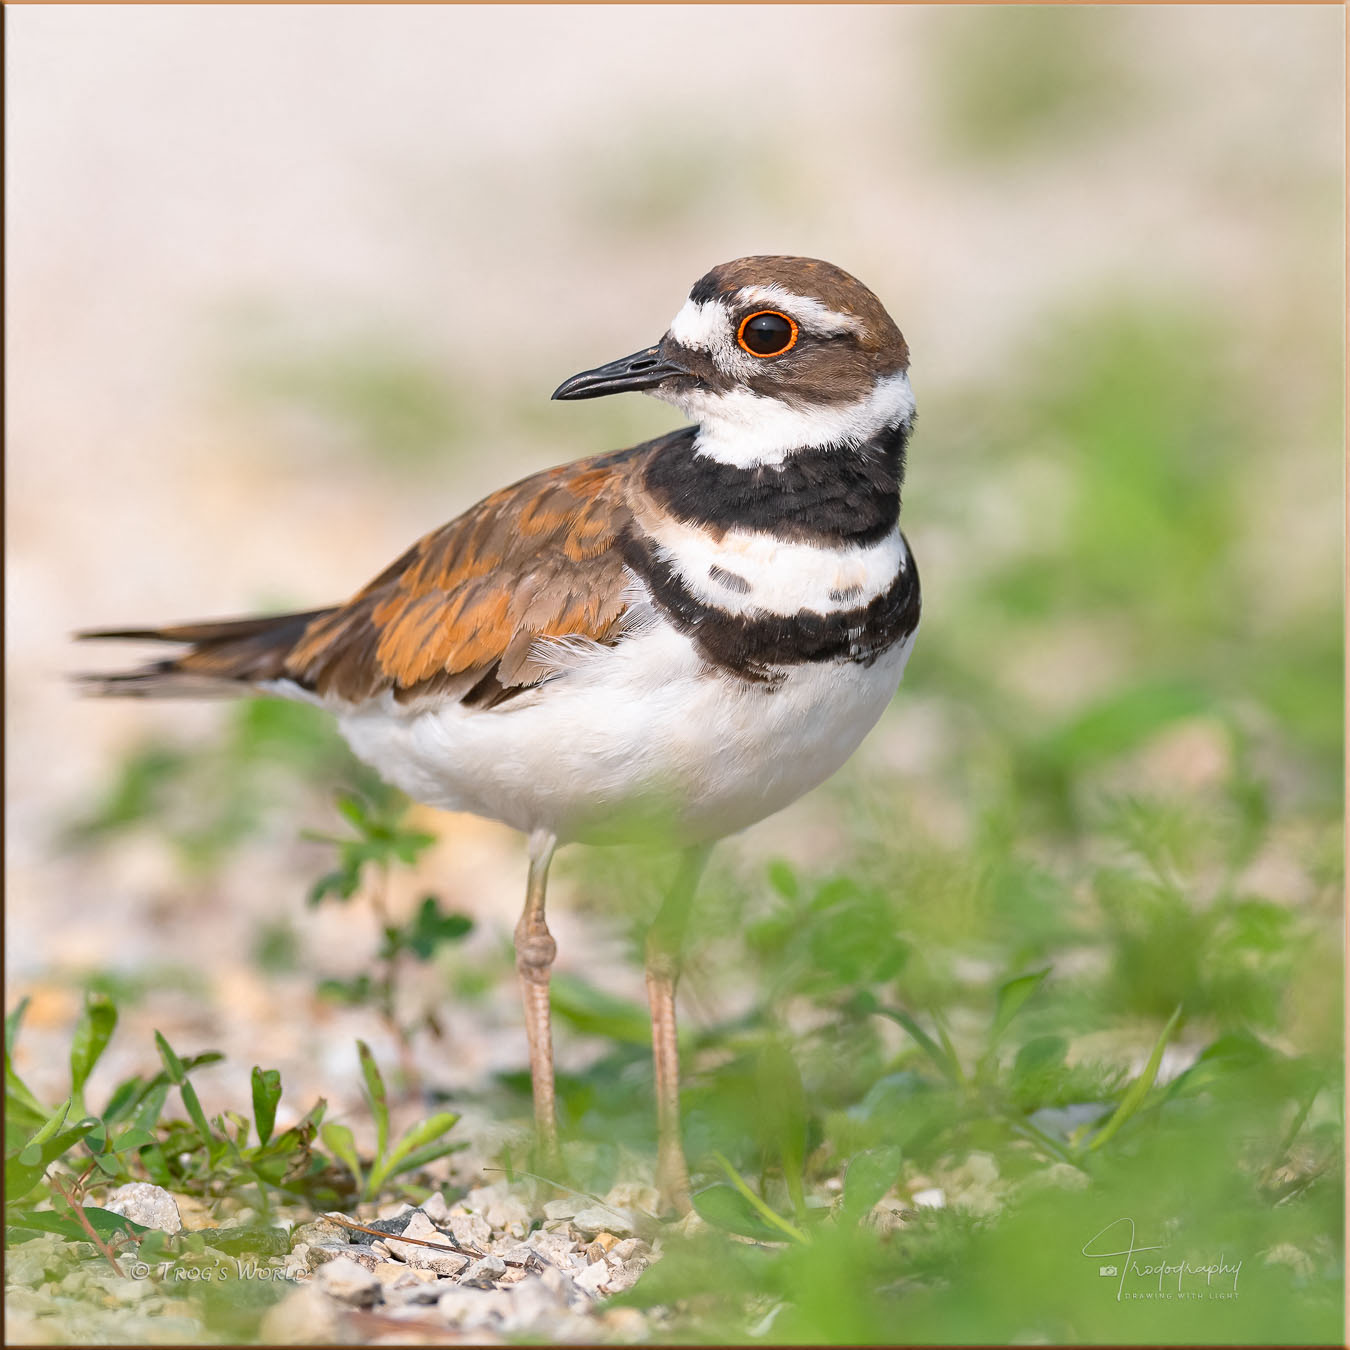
[1088, 1005, 1183, 1151]
[336, 792, 368, 830]
[251, 1067, 282, 1147]
[549, 974, 654, 1046]
[178, 1080, 215, 1151]
[70, 993, 118, 1108]
[154, 1030, 187, 1085]
[101, 1075, 146, 1125]
[384, 1137, 468, 1178]
[5, 997, 31, 1057]
[990, 968, 1051, 1044]
[4, 1051, 48, 1134]
[110, 1126, 154, 1154]
[307, 870, 360, 907]
[367, 1111, 459, 1193]
[132, 1081, 170, 1134]
[16, 1098, 73, 1162]
[691, 1183, 788, 1242]
[403, 897, 474, 960]
[711, 1152, 807, 1243]
[841, 1145, 903, 1223]
[1013, 1035, 1069, 1077]
[6, 1206, 150, 1245]
[356, 1041, 389, 1161]
[153, 1031, 215, 1148]
[320, 1121, 363, 1191]
[872, 1006, 960, 1083]
[7, 1109, 101, 1196]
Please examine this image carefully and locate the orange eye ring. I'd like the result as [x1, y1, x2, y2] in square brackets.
[736, 309, 799, 358]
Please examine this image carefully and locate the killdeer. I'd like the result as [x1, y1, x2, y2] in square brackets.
[80, 255, 921, 1212]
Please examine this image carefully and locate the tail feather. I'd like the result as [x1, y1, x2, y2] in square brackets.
[76, 608, 336, 698]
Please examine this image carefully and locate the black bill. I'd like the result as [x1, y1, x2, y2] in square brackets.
[551, 346, 690, 401]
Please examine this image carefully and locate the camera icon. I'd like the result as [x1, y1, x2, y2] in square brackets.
[1098, 1265, 1118, 1277]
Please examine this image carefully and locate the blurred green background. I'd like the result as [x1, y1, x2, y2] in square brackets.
[7, 4, 1343, 1344]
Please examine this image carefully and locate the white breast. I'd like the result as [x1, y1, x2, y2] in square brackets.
[336, 617, 916, 846]
[643, 519, 907, 618]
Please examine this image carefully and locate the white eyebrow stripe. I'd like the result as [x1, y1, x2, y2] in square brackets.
[642, 517, 908, 619]
[732, 285, 864, 336]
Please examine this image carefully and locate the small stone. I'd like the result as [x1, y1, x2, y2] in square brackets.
[383, 1277, 446, 1307]
[260, 1283, 341, 1344]
[448, 1212, 491, 1250]
[291, 1218, 349, 1249]
[482, 1194, 532, 1236]
[339, 1244, 382, 1272]
[461, 1254, 507, 1286]
[316, 1255, 381, 1307]
[373, 1261, 437, 1289]
[103, 1182, 182, 1235]
[499, 1274, 568, 1335]
[5, 1236, 67, 1286]
[573, 1259, 610, 1297]
[437, 1284, 511, 1328]
[537, 1263, 574, 1298]
[572, 1206, 635, 1238]
[421, 1192, 452, 1223]
[543, 1197, 580, 1221]
[100, 1273, 156, 1304]
[524, 1228, 579, 1266]
[912, 1187, 946, 1209]
[383, 1211, 469, 1277]
[376, 1200, 416, 1221]
[298, 1242, 343, 1269]
[607, 1237, 651, 1264]
[604, 1258, 649, 1295]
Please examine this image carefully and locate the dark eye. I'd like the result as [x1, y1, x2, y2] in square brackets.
[737, 310, 799, 358]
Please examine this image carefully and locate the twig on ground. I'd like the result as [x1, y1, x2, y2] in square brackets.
[322, 1211, 529, 1267]
[48, 1171, 126, 1278]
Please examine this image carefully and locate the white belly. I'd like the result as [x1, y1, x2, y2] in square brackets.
[337, 621, 916, 845]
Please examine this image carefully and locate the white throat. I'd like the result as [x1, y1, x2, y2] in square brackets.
[658, 370, 915, 469]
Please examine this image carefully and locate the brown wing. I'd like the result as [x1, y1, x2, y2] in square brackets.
[283, 450, 638, 705]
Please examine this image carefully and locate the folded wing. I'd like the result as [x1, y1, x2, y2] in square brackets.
[79, 451, 639, 710]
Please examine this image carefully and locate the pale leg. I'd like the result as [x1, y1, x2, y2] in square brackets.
[515, 829, 561, 1170]
[645, 845, 711, 1214]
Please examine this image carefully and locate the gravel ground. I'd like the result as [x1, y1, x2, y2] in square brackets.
[5, 1177, 678, 1345]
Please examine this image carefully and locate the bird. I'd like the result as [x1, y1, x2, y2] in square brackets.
[78, 255, 921, 1214]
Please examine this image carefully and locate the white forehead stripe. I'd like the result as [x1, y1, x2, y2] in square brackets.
[666, 297, 736, 360]
[659, 370, 915, 468]
[643, 518, 907, 620]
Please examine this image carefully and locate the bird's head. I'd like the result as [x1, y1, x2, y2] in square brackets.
[552, 256, 913, 467]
